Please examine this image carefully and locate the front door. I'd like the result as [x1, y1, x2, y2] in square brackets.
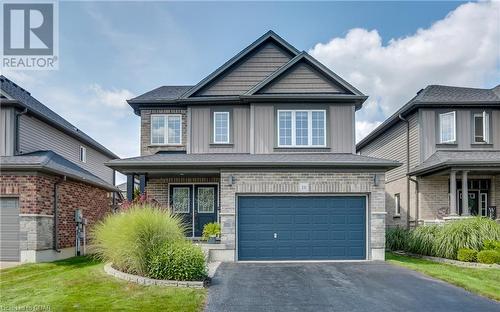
[170, 184, 218, 238]
[458, 190, 479, 216]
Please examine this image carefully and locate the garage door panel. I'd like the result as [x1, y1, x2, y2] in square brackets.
[1, 198, 20, 261]
[238, 196, 366, 261]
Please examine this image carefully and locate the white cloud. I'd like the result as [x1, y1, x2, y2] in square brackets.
[88, 84, 134, 110]
[356, 121, 382, 143]
[310, 1, 500, 141]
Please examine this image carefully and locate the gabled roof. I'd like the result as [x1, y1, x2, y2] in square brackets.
[181, 30, 300, 99]
[245, 52, 364, 96]
[356, 84, 500, 151]
[408, 150, 500, 176]
[0, 151, 118, 191]
[0, 76, 119, 159]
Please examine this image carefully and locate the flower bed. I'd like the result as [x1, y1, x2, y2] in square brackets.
[104, 263, 209, 288]
[392, 251, 500, 269]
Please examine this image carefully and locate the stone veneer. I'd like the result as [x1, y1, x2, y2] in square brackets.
[218, 170, 387, 261]
[140, 109, 188, 156]
[0, 174, 112, 261]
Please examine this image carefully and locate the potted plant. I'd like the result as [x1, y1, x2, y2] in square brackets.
[202, 222, 221, 244]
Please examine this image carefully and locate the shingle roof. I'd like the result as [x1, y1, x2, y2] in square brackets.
[0, 75, 118, 159]
[356, 84, 500, 150]
[129, 86, 193, 102]
[414, 85, 500, 103]
[409, 150, 500, 176]
[107, 152, 400, 171]
[1, 151, 118, 191]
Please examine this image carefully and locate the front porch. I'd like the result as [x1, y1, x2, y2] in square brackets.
[418, 170, 500, 223]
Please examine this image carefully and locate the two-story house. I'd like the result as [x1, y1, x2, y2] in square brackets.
[107, 31, 399, 262]
[0, 76, 119, 263]
[357, 85, 500, 228]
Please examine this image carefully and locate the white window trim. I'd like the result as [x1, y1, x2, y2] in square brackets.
[150, 114, 183, 146]
[473, 111, 490, 143]
[394, 193, 401, 216]
[277, 109, 327, 148]
[79, 146, 87, 163]
[213, 111, 230, 144]
[439, 111, 456, 143]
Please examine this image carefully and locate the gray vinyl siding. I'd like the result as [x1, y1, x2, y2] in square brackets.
[18, 115, 114, 183]
[359, 112, 419, 182]
[258, 62, 345, 94]
[0, 107, 15, 156]
[190, 105, 250, 153]
[419, 108, 500, 161]
[195, 42, 293, 96]
[253, 103, 354, 154]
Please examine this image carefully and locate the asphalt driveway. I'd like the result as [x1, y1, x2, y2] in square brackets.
[205, 262, 499, 312]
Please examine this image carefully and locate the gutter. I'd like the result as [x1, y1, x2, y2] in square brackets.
[14, 107, 28, 155]
[53, 176, 66, 252]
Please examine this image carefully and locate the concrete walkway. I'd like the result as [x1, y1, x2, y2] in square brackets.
[205, 262, 499, 312]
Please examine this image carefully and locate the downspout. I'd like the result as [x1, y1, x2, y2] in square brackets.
[14, 108, 28, 155]
[398, 114, 411, 228]
[53, 176, 66, 252]
[409, 177, 419, 225]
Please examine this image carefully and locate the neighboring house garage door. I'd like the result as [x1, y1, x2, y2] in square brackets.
[238, 196, 366, 261]
[0, 198, 20, 261]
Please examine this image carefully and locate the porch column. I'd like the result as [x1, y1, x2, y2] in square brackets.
[449, 171, 457, 216]
[126, 174, 134, 202]
[462, 171, 470, 216]
[139, 174, 147, 194]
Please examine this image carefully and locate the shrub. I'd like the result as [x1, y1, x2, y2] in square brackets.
[457, 248, 478, 262]
[386, 227, 410, 251]
[407, 225, 441, 256]
[477, 250, 500, 264]
[92, 205, 186, 276]
[147, 241, 207, 281]
[202, 222, 221, 240]
[483, 240, 500, 251]
[433, 217, 500, 260]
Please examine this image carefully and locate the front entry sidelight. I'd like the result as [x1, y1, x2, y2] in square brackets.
[170, 184, 218, 238]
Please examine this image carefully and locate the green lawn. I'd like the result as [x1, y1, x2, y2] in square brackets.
[0, 256, 206, 311]
[386, 252, 500, 301]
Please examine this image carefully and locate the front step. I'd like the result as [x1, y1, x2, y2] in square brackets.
[195, 243, 233, 262]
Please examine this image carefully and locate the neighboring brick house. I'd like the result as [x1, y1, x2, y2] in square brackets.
[0, 76, 119, 263]
[357, 85, 500, 228]
[107, 31, 399, 261]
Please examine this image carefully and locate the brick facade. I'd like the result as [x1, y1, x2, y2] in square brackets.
[0, 174, 112, 258]
[140, 109, 188, 156]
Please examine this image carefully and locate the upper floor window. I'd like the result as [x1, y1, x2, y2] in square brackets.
[213, 112, 230, 144]
[79, 146, 87, 163]
[439, 111, 456, 143]
[277, 110, 326, 147]
[473, 111, 490, 143]
[151, 114, 182, 145]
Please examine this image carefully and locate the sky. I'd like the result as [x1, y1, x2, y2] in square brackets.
[3, 1, 499, 184]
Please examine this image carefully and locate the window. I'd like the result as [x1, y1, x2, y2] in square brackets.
[151, 114, 182, 145]
[79, 146, 87, 163]
[172, 187, 190, 213]
[394, 193, 401, 216]
[213, 112, 230, 144]
[197, 187, 215, 213]
[277, 110, 326, 147]
[439, 112, 456, 143]
[473, 111, 490, 143]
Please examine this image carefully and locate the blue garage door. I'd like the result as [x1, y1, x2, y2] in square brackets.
[238, 196, 366, 261]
